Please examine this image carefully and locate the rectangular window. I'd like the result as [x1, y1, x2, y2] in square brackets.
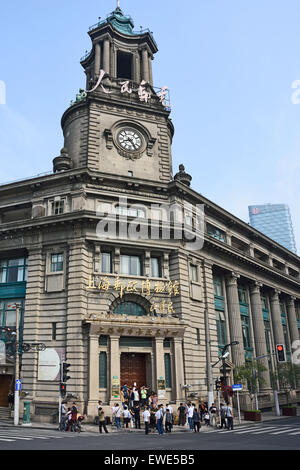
[120, 255, 142, 276]
[101, 252, 112, 273]
[216, 311, 227, 348]
[52, 323, 57, 340]
[51, 199, 65, 215]
[117, 51, 133, 79]
[207, 223, 226, 242]
[213, 275, 223, 297]
[164, 353, 172, 388]
[150, 257, 161, 277]
[196, 328, 200, 345]
[50, 254, 64, 272]
[241, 315, 251, 349]
[115, 205, 145, 218]
[238, 286, 248, 304]
[0, 258, 28, 283]
[190, 264, 198, 282]
[99, 352, 107, 388]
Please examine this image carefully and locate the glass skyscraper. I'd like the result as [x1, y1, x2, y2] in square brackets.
[248, 203, 297, 254]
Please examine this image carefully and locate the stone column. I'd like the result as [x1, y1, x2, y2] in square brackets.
[141, 48, 149, 82]
[286, 296, 299, 346]
[87, 333, 100, 416]
[173, 337, 185, 402]
[225, 272, 244, 366]
[94, 42, 101, 77]
[109, 335, 120, 403]
[269, 289, 285, 346]
[148, 55, 153, 85]
[103, 38, 110, 75]
[154, 337, 165, 392]
[249, 282, 270, 389]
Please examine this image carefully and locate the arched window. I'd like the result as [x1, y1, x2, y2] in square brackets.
[113, 302, 147, 317]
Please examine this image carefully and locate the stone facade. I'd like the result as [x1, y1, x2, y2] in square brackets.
[0, 7, 300, 421]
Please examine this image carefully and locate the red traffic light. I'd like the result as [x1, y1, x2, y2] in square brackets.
[276, 344, 286, 362]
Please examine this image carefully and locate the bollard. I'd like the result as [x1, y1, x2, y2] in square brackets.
[22, 401, 32, 426]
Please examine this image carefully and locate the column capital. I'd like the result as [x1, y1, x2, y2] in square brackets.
[225, 271, 240, 286]
[287, 295, 297, 306]
[250, 280, 263, 294]
[270, 288, 281, 301]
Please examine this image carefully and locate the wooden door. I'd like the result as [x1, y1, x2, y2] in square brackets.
[0, 375, 11, 406]
[120, 353, 147, 389]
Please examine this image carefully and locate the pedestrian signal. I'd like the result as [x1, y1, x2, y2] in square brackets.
[60, 383, 67, 398]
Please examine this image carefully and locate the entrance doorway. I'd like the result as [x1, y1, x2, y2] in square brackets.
[120, 353, 147, 389]
[0, 375, 12, 407]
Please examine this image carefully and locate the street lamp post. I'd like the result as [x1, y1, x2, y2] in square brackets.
[221, 341, 239, 387]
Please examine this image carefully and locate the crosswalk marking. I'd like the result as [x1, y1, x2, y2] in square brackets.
[269, 428, 300, 435]
[252, 426, 278, 434]
[0, 438, 15, 442]
[0, 434, 33, 440]
[288, 430, 300, 435]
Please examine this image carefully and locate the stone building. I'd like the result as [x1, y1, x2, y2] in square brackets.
[0, 6, 300, 421]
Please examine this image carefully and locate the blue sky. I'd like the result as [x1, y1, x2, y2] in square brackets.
[1, 0, 300, 252]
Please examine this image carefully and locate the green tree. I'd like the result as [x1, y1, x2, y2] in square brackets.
[276, 362, 300, 406]
[234, 361, 267, 410]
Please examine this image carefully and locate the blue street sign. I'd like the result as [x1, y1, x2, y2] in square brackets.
[232, 384, 242, 391]
[16, 379, 21, 391]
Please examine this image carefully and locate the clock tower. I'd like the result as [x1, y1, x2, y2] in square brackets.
[56, 6, 174, 183]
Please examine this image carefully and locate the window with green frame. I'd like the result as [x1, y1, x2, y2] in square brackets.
[99, 352, 107, 388]
[238, 286, 248, 304]
[164, 353, 172, 388]
[0, 258, 28, 283]
[216, 310, 227, 352]
[213, 275, 223, 297]
[241, 315, 252, 350]
[207, 223, 226, 242]
[113, 302, 147, 316]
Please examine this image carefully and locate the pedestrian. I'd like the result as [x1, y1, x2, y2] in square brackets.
[226, 402, 234, 430]
[143, 406, 151, 434]
[133, 387, 140, 407]
[98, 407, 109, 434]
[8, 391, 14, 409]
[209, 402, 217, 427]
[132, 403, 141, 429]
[199, 401, 206, 422]
[60, 402, 67, 430]
[155, 404, 164, 435]
[150, 406, 156, 431]
[204, 409, 210, 426]
[112, 403, 122, 429]
[187, 403, 194, 431]
[140, 386, 148, 408]
[193, 408, 201, 432]
[165, 409, 173, 433]
[177, 402, 186, 426]
[220, 403, 227, 429]
[123, 405, 131, 428]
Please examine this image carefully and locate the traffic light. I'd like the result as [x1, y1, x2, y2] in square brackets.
[276, 344, 286, 363]
[60, 382, 67, 398]
[62, 362, 71, 383]
[215, 378, 221, 391]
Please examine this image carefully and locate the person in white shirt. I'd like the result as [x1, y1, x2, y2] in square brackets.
[123, 406, 131, 428]
[155, 404, 164, 435]
[112, 403, 123, 429]
[187, 404, 195, 430]
[143, 406, 151, 434]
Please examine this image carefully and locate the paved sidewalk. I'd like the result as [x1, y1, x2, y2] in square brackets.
[1, 407, 298, 434]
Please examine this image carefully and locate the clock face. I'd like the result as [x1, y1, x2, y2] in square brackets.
[117, 128, 143, 152]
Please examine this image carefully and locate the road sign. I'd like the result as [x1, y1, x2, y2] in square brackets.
[232, 384, 242, 391]
[15, 379, 21, 391]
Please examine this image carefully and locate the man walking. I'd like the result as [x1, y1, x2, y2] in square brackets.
[156, 404, 164, 435]
[132, 403, 141, 429]
[220, 403, 227, 429]
[209, 402, 217, 427]
[112, 403, 122, 429]
[98, 407, 109, 434]
[143, 406, 151, 434]
[226, 401, 234, 430]
[177, 403, 186, 426]
[187, 403, 194, 431]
